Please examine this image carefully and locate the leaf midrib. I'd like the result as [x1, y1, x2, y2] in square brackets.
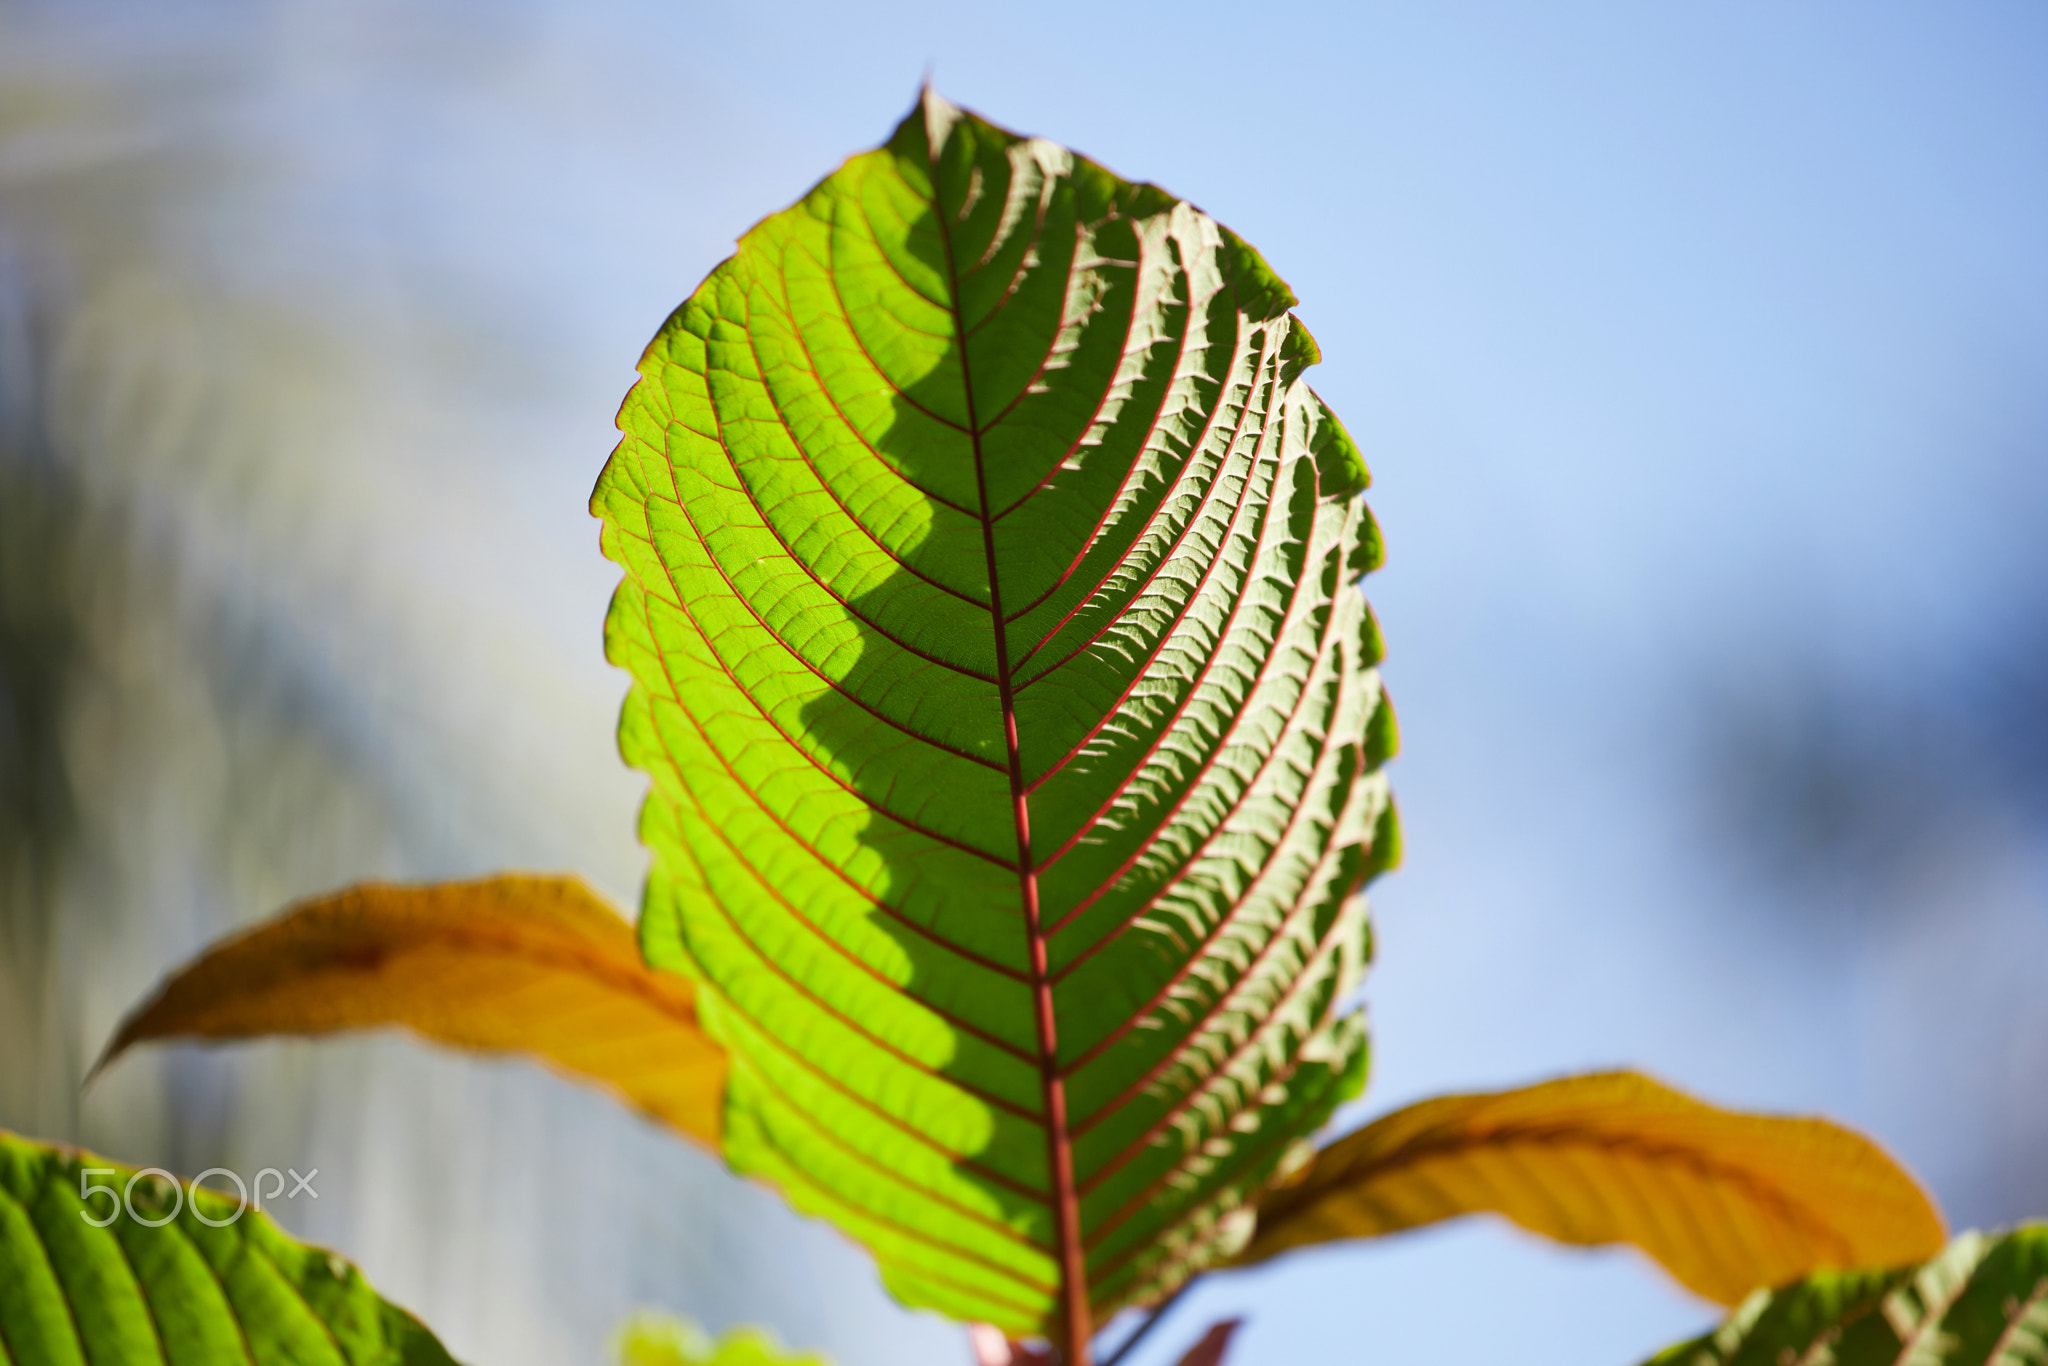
[921, 119, 1092, 1351]
[919, 143, 1355, 1318]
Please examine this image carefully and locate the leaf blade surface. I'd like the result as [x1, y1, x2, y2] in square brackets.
[594, 90, 1394, 1336]
[0, 1130, 460, 1366]
[1644, 1224, 2048, 1365]
[99, 875, 724, 1151]
[1239, 1070, 1946, 1305]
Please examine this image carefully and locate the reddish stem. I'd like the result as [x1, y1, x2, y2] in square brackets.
[925, 97, 1093, 1365]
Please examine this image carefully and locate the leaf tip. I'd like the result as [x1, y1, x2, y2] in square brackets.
[80, 1037, 124, 1090]
[84, 991, 166, 1090]
[1171, 1319, 1244, 1366]
[919, 81, 960, 155]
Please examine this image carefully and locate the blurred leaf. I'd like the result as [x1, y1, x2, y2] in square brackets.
[1646, 1224, 2048, 1365]
[0, 1129, 458, 1365]
[615, 1312, 829, 1366]
[593, 86, 1391, 1342]
[1165, 1320, 1240, 1366]
[967, 1325, 1052, 1366]
[1239, 1070, 1945, 1305]
[98, 875, 725, 1151]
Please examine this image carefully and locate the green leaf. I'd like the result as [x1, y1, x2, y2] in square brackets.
[0, 1130, 459, 1366]
[1646, 1225, 2048, 1366]
[593, 88, 1394, 1344]
[615, 1313, 828, 1366]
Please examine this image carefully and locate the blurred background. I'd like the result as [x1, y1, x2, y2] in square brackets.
[1, 2, 2042, 1363]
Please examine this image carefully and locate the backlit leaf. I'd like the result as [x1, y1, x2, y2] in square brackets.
[1646, 1224, 2048, 1365]
[1237, 1070, 1945, 1305]
[0, 1130, 459, 1366]
[593, 88, 1395, 1342]
[98, 876, 724, 1151]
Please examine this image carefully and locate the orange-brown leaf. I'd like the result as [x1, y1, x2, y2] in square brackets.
[1237, 1069, 1945, 1305]
[97, 875, 724, 1150]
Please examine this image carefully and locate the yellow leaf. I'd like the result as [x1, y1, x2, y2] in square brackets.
[96, 875, 725, 1151]
[1236, 1070, 1945, 1305]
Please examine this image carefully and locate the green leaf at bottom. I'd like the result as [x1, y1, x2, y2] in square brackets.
[615, 1314, 828, 1366]
[0, 1130, 458, 1366]
[1647, 1224, 2048, 1366]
